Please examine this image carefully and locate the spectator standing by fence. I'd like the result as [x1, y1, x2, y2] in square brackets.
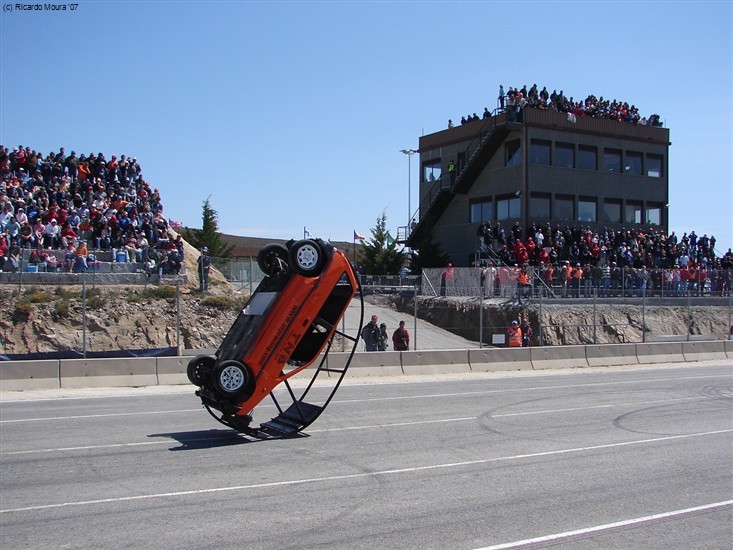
[361, 314, 380, 351]
[520, 320, 532, 347]
[377, 323, 389, 351]
[392, 320, 410, 351]
[507, 320, 522, 347]
[198, 246, 211, 292]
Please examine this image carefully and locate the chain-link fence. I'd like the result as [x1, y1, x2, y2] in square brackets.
[3, 260, 731, 358]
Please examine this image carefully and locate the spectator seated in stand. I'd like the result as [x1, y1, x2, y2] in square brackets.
[0, 144, 177, 277]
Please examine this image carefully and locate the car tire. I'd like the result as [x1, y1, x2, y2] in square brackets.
[289, 239, 325, 277]
[258, 244, 288, 276]
[187, 355, 216, 386]
[214, 360, 253, 399]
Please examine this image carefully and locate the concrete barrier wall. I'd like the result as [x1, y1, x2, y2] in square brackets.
[401, 349, 470, 375]
[2, 342, 731, 392]
[327, 351, 403, 377]
[586, 344, 638, 367]
[0, 360, 60, 391]
[681, 341, 727, 362]
[156, 356, 190, 385]
[634, 342, 685, 364]
[469, 348, 532, 372]
[530, 345, 588, 370]
[59, 357, 158, 388]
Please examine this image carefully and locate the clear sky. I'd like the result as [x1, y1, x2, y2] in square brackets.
[1, 1, 731, 252]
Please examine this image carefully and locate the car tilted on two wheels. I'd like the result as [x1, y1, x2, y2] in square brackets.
[187, 238, 363, 438]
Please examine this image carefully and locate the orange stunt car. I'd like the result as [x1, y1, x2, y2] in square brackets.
[187, 238, 363, 438]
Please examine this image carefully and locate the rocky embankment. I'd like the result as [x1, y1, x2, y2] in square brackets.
[406, 296, 732, 346]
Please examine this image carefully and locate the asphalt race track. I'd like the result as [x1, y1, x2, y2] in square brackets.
[1, 362, 732, 549]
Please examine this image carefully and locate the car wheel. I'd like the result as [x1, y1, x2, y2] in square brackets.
[289, 239, 325, 277]
[258, 244, 288, 276]
[215, 360, 253, 398]
[187, 355, 216, 386]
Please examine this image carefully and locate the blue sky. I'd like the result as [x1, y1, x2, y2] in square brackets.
[1, 1, 731, 251]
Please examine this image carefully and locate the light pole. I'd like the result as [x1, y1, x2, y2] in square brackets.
[400, 148, 418, 234]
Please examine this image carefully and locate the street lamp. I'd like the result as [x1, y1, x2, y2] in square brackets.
[400, 148, 418, 234]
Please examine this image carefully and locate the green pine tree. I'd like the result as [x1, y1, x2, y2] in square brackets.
[358, 211, 405, 275]
[180, 196, 234, 258]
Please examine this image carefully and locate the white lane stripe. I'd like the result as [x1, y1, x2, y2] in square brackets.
[475, 499, 733, 550]
[2, 395, 728, 455]
[491, 395, 715, 417]
[2, 428, 731, 514]
[2, 417, 477, 455]
[2, 373, 730, 424]
[0, 408, 203, 424]
[331, 373, 732, 404]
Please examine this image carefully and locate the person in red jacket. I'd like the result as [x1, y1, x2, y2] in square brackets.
[392, 320, 410, 351]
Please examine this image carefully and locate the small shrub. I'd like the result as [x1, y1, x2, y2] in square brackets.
[13, 301, 33, 322]
[25, 291, 53, 304]
[126, 285, 177, 303]
[52, 299, 70, 320]
[146, 285, 177, 300]
[86, 295, 106, 310]
[201, 295, 242, 309]
[55, 287, 81, 300]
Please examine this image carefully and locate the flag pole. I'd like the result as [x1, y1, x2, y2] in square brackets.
[353, 232, 356, 265]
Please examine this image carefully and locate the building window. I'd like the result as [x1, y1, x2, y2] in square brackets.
[423, 159, 441, 183]
[555, 195, 574, 221]
[578, 198, 597, 222]
[603, 148, 622, 173]
[530, 139, 551, 165]
[555, 142, 574, 168]
[625, 201, 642, 224]
[505, 140, 521, 166]
[530, 194, 550, 219]
[470, 200, 493, 223]
[625, 151, 643, 175]
[602, 200, 622, 223]
[647, 154, 663, 177]
[497, 197, 521, 220]
[578, 145, 597, 170]
[646, 204, 662, 225]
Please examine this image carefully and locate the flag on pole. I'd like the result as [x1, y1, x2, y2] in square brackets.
[353, 230, 365, 241]
[386, 232, 394, 245]
[304, 227, 312, 238]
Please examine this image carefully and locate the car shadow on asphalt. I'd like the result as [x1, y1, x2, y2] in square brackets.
[147, 429, 257, 450]
[147, 428, 308, 450]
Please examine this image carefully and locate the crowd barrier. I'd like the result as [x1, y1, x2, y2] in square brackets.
[1, 341, 731, 391]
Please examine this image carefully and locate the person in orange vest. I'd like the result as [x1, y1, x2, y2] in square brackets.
[506, 320, 522, 347]
[516, 266, 531, 304]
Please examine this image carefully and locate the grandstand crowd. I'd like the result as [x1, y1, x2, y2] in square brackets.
[476, 221, 733, 297]
[0, 145, 182, 276]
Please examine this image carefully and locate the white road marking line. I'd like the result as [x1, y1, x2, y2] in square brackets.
[308, 416, 477, 433]
[2, 429, 731, 514]
[331, 373, 732, 404]
[491, 395, 715, 417]
[2, 394, 728, 455]
[0, 408, 203, 424]
[474, 499, 733, 550]
[1, 372, 729, 425]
